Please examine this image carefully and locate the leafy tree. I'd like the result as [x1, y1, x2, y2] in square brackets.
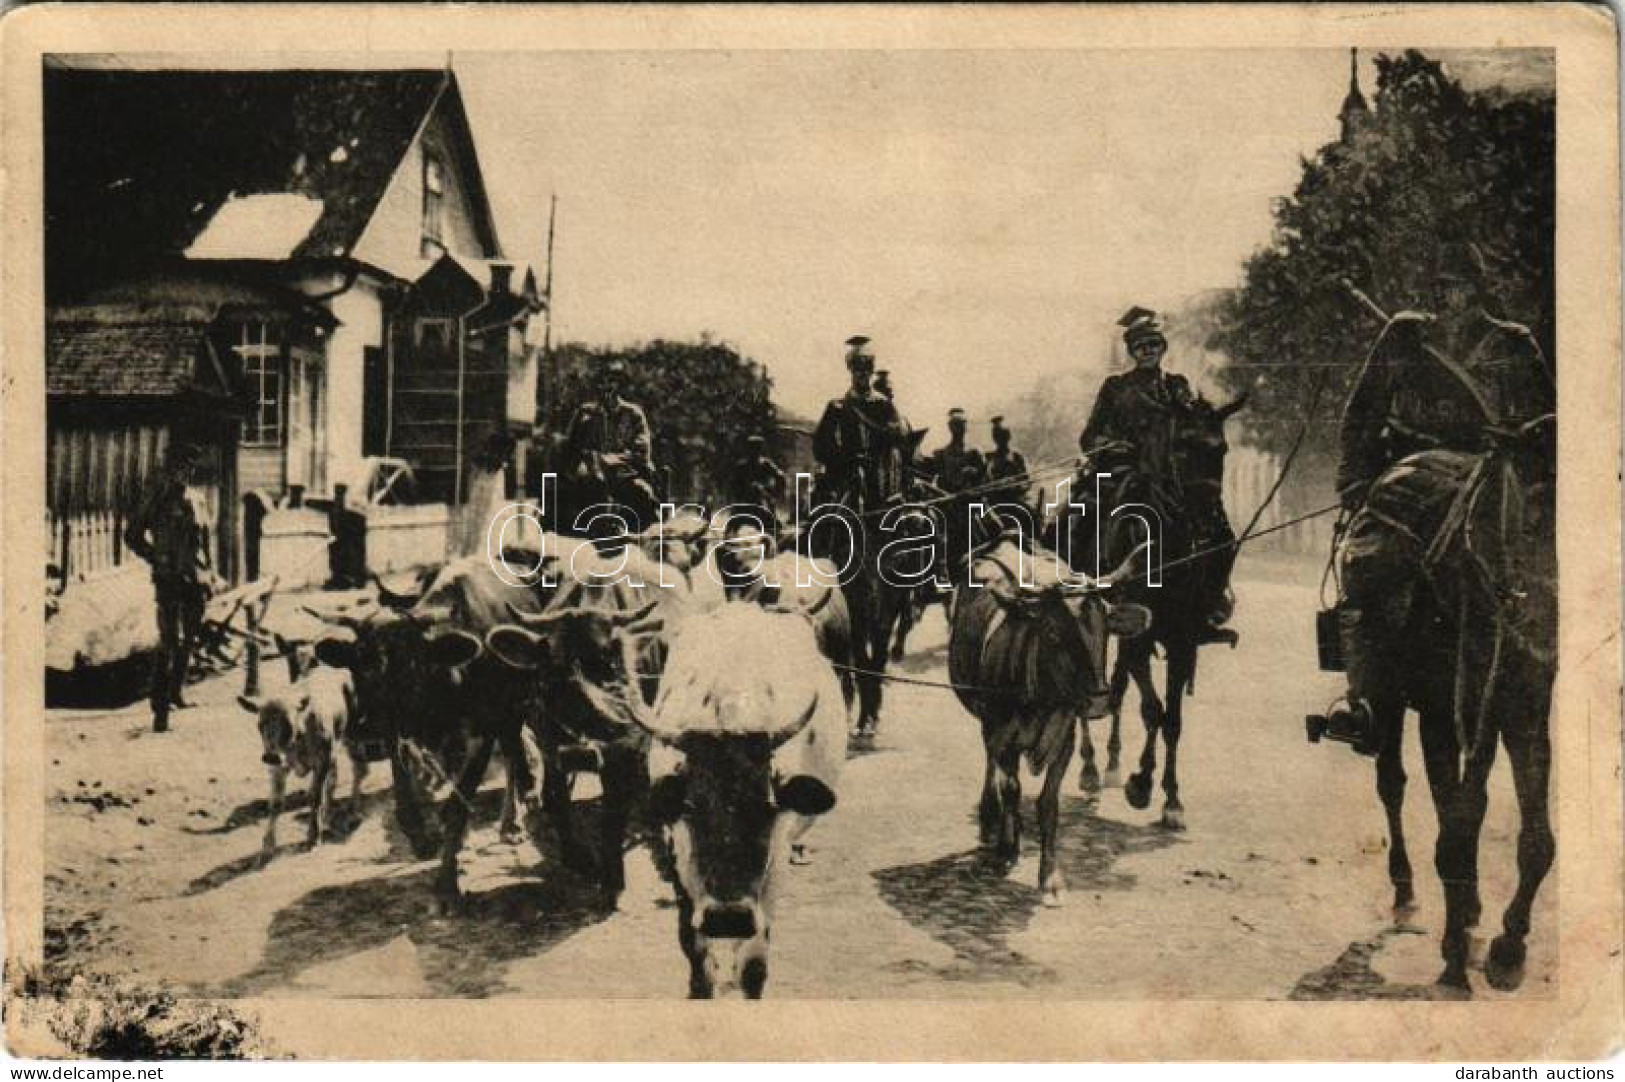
[537, 337, 778, 504]
[1210, 50, 1554, 458]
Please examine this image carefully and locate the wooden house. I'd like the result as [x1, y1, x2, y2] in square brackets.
[44, 63, 541, 582]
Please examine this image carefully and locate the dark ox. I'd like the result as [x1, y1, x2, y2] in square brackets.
[948, 541, 1149, 904]
[307, 556, 551, 911]
[482, 570, 675, 908]
[573, 605, 844, 997]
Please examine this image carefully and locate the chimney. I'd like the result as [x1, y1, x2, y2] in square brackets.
[489, 262, 513, 296]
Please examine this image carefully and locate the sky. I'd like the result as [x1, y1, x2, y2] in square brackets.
[456, 49, 1368, 423]
[69, 47, 1552, 426]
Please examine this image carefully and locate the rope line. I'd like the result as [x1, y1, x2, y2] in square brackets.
[831, 500, 1343, 694]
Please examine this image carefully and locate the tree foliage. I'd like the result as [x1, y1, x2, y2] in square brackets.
[1210, 50, 1554, 456]
[539, 337, 778, 503]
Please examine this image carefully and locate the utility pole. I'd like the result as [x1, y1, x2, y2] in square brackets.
[542, 193, 558, 390]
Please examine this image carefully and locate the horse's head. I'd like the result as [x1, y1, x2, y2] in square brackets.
[1176, 393, 1246, 490]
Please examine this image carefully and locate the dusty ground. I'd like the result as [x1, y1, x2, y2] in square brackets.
[41, 556, 1555, 1001]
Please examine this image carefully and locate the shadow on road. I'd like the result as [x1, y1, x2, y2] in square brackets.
[1290, 927, 1466, 1000]
[872, 798, 1180, 986]
[213, 858, 612, 998]
[182, 786, 437, 896]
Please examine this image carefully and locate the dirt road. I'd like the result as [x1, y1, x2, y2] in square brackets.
[42, 560, 1555, 1001]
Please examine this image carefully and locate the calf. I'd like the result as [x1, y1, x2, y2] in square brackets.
[237, 661, 366, 861]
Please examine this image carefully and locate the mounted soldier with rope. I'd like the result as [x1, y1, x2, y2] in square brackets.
[1077, 307, 1238, 639]
[1044, 306, 1248, 829]
[812, 336, 908, 515]
[1308, 241, 1557, 994]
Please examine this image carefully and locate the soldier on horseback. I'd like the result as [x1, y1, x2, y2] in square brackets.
[1079, 307, 1236, 636]
[563, 356, 659, 532]
[1320, 244, 1555, 752]
[812, 336, 907, 515]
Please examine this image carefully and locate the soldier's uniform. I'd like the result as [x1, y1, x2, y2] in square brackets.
[987, 448, 1029, 501]
[1079, 307, 1235, 629]
[1332, 306, 1555, 739]
[565, 390, 658, 525]
[813, 338, 906, 513]
[1079, 365, 1196, 503]
[920, 409, 991, 567]
[922, 438, 988, 495]
[986, 417, 1035, 536]
[124, 447, 210, 733]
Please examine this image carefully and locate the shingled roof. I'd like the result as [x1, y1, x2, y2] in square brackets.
[47, 320, 236, 399]
[45, 66, 500, 294]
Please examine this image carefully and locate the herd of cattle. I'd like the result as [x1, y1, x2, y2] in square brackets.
[234, 512, 1149, 998]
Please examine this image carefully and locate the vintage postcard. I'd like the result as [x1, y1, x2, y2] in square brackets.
[2, 2, 1620, 1063]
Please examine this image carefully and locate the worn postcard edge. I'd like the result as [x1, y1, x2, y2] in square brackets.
[1, 2, 1619, 1062]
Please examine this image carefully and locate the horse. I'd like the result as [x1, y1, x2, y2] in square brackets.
[801, 469, 934, 741]
[1046, 394, 1245, 829]
[1352, 415, 1556, 992]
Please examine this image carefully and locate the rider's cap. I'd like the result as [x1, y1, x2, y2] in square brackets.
[1119, 306, 1166, 348]
[947, 408, 967, 422]
[845, 335, 874, 369]
[989, 414, 1005, 427]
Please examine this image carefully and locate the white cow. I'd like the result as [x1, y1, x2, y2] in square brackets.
[588, 604, 845, 998]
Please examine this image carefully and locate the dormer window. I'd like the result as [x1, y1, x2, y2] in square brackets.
[421, 153, 445, 258]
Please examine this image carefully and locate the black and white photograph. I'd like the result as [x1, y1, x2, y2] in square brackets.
[2, 2, 1619, 1065]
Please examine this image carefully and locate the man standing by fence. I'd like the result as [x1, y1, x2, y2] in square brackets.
[124, 442, 211, 733]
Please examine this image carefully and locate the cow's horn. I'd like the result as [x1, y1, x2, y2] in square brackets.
[623, 614, 665, 638]
[607, 599, 660, 629]
[767, 692, 821, 748]
[373, 573, 425, 611]
[404, 602, 454, 626]
[1218, 392, 1250, 420]
[574, 669, 669, 738]
[802, 584, 834, 617]
[1097, 541, 1153, 589]
[507, 602, 585, 629]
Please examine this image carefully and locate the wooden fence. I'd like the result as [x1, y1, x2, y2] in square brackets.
[46, 508, 128, 581]
[46, 507, 213, 583]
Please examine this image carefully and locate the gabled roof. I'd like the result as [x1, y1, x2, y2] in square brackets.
[45, 66, 502, 295]
[47, 320, 237, 400]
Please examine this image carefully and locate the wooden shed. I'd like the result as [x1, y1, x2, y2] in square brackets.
[46, 313, 246, 581]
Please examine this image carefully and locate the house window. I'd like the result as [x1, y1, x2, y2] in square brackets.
[421, 153, 445, 258]
[234, 323, 284, 447]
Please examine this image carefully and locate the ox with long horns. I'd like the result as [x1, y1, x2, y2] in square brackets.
[564, 605, 844, 998]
